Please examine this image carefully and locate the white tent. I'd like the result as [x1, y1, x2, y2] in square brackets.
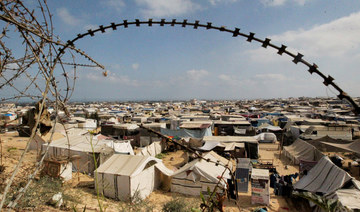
[294, 156, 353, 194]
[137, 141, 162, 157]
[171, 151, 232, 196]
[95, 154, 173, 201]
[254, 133, 277, 143]
[44, 134, 115, 174]
[282, 139, 324, 164]
[105, 140, 134, 155]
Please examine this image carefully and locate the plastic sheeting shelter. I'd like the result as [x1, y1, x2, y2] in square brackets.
[254, 133, 277, 143]
[294, 156, 353, 194]
[282, 139, 324, 164]
[137, 141, 163, 157]
[171, 151, 232, 196]
[236, 158, 251, 193]
[105, 140, 134, 155]
[95, 154, 173, 201]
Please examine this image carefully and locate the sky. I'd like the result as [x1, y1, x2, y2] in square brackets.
[5, 0, 360, 101]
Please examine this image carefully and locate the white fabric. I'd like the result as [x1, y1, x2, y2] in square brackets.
[254, 133, 277, 143]
[171, 151, 231, 196]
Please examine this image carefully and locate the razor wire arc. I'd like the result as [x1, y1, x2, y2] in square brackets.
[56, 18, 360, 115]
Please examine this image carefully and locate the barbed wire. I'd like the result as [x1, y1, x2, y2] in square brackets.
[56, 18, 360, 115]
[0, 0, 105, 210]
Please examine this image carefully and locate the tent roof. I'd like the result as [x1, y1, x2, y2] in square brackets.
[294, 156, 352, 194]
[95, 154, 164, 177]
[47, 134, 112, 153]
[213, 120, 250, 125]
[251, 168, 269, 180]
[202, 136, 258, 143]
[173, 151, 232, 183]
[327, 189, 360, 210]
[180, 121, 212, 129]
[283, 139, 324, 164]
[113, 124, 139, 130]
[321, 140, 360, 155]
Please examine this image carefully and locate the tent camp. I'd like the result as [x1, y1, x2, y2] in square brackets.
[95, 154, 173, 201]
[171, 151, 232, 196]
[294, 156, 353, 194]
[282, 139, 324, 164]
[44, 134, 115, 174]
[199, 136, 259, 159]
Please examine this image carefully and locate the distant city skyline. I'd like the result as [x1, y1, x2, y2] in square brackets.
[2, 0, 360, 102]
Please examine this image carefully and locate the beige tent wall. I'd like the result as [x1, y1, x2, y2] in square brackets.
[155, 168, 172, 191]
[200, 176, 220, 194]
[117, 175, 130, 201]
[46, 147, 97, 174]
[130, 166, 155, 200]
[171, 173, 223, 196]
[103, 172, 116, 199]
[95, 173, 131, 201]
[171, 177, 202, 196]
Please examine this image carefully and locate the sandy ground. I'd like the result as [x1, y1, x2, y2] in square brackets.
[1, 132, 353, 211]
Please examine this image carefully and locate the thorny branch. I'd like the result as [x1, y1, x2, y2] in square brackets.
[0, 0, 104, 210]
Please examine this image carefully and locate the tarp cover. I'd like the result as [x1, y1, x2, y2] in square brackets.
[161, 127, 212, 138]
[283, 139, 324, 164]
[294, 156, 352, 194]
[106, 140, 134, 155]
[254, 133, 277, 143]
[321, 140, 360, 155]
[172, 151, 232, 186]
[326, 189, 360, 210]
[137, 141, 162, 157]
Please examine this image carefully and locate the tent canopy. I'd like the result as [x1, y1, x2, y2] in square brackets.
[294, 156, 352, 194]
[173, 151, 232, 184]
[283, 139, 324, 164]
[321, 140, 360, 155]
[95, 154, 172, 177]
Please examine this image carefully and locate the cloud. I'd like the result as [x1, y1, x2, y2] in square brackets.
[260, 0, 309, 6]
[4, 63, 20, 70]
[218, 74, 245, 87]
[132, 63, 140, 71]
[209, 0, 238, 6]
[186, 69, 209, 81]
[104, 0, 125, 12]
[247, 12, 360, 63]
[260, 0, 286, 6]
[85, 72, 139, 86]
[135, 0, 201, 17]
[56, 8, 81, 26]
[254, 73, 289, 81]
[83, 24, 98, 31]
